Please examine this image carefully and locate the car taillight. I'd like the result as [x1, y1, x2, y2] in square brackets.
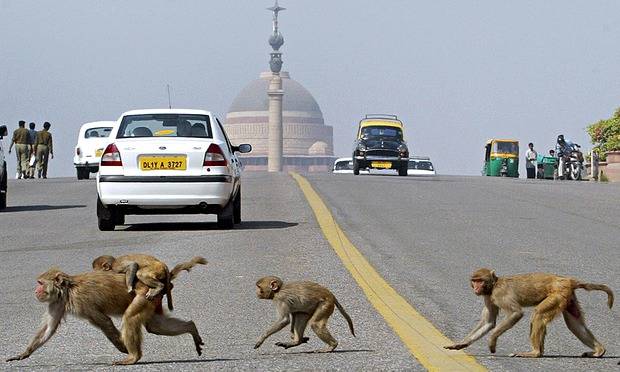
[100, 143, 122, 166]
[203, 144, 227, 166]
[76, 147, 81, 156]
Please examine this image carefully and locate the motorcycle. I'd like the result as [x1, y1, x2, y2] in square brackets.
[558, 146, 584, 180]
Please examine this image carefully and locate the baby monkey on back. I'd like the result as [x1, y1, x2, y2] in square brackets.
[92, 254, 207, 311]
[254, 276, 355, 353]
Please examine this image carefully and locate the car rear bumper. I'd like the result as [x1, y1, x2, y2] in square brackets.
[97, 175, 233, 206]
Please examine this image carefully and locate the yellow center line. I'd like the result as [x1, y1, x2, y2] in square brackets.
[290, 172, 487, 372]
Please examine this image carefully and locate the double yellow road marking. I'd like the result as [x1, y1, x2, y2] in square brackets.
[291, 173, 486, 372]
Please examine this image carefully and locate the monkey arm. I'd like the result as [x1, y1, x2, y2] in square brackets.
[254, 315, 291, 349]
[6, 302, 64, 361]
[125, 262, 139, 292]
[487, 310, 524, 353]
[445, 299, 498, 350]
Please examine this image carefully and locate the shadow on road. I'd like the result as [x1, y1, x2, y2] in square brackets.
[3, 204, 86, 212]
[473, 354, 618, 360]
[122, 220, 298, 231]
[137, 357, 240, 365]
[261, 349, 374, 356]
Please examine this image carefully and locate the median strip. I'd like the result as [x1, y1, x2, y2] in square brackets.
[291, 172, 486, 372]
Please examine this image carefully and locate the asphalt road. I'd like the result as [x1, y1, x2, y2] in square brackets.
[1, 173, 618, 371]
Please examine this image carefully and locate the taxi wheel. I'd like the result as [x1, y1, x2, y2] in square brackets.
[217, 201, 234, 229]
[233, 188, 241, 224]
[0, 166, 7, 210]
[82, 170, 90, 180]
[76, 168, 83, 180]
[398, 166, 408, 176]
[353, 159, 360, 175]
[98, 215, 116, 231]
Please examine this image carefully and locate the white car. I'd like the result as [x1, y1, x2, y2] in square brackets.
[407, 156, 436, 176]
[74, 121, 115, 180]
[96, 109, 251, 231]
[333, 157, 369, 174]
[0, 125, 8, 210]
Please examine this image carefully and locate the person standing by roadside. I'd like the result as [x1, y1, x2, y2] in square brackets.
[26, 122, 38, 179]
[525, 142, 538, 179]
[8, 120, 32, 179]
[34, 122, 53, 178]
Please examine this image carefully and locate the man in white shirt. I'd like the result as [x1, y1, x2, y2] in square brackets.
[525, 142, 537, 179]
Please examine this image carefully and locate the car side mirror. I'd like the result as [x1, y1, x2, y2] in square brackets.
[233, 144, 252, 154]
[0, 125, 7, 138]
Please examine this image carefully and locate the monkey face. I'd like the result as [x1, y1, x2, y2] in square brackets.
[35, 269, 70, 302]
[255, 276, 283, 299]
[92, 255, 115, 271]
[470, 268, 497, 296]
[471, 279, 486, 296]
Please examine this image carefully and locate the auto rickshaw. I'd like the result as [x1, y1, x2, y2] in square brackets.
[483, 139, 519, 177]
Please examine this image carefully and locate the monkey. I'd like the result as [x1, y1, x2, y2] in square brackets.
[444, 268, 614, 358]
[6, 256, 207, 365]
[253, 276, 355, 352]
[92, 254, 171, 309]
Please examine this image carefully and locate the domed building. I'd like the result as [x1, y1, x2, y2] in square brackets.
[224, 71, 335, 172]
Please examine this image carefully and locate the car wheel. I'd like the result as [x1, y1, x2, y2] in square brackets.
[353, 159, 360, 175]
[217, 200, 234, 229]
[398, 166, 408, 176]
[83, 169, 90, 180]
[97, 197, 116, 231]
[233, 188, 241, 224]
[0, 165, 7, 210]
[77, 168, 84, 180]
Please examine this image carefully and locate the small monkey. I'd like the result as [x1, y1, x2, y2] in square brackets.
[92, 254, 206, 311]
[444, 268, 614, 358]
[254, 276, 355, 352]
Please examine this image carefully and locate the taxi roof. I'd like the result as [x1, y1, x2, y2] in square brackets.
[359, 119, 404, 129]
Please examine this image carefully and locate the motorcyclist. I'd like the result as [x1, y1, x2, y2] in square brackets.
[555, 134, 582, 179]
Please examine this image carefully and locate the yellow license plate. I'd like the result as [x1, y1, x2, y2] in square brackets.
[139, 155, 187, 171]
[95, 149, 103, 157]
[371, 161, 392, 169]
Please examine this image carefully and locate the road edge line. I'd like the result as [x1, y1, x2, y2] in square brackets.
[290, 172, 487, 372]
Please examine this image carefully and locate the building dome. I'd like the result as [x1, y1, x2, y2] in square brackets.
[225, 71, 333, 157]
[308, 141, 328, 155]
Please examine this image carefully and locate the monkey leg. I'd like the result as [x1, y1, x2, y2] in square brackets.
[86, 311, 128, 354]
[145, 314, 204, 356]
[562, 296, 605, 358]
[137, 271, 165, 300]
[115, 295, 153, 365]
[512, 295, 564, 358]
[277, 313, 310, 349]
[309, 303, 338, 353]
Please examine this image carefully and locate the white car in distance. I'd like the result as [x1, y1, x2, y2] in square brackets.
[407, 156, 436, 176]
[332, 157, 369, 174]
[96, 109, 251, 231]
[74, 121, 115, 180]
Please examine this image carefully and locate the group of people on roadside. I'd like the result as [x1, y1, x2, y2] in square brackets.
[524, 135, 580, 179]
[8, 120, 53, 179]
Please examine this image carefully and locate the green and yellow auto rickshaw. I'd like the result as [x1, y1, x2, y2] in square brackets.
[483, 139, 519, 177]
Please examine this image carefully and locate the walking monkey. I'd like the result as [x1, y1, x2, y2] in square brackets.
[444, 268, 614, 358]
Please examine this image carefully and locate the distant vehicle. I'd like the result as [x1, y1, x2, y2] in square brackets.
[483, 139, 519, 178]
[0, 125, 8, 210]
[74, 121, 115, 180]
[96, 109, 251, 231]
[407, 156, 436, 176]
[332, 157, 369, 174]
[352, 114, 409, 176]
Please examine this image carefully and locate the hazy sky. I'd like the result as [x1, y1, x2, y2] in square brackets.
[1, 0, 619, 177]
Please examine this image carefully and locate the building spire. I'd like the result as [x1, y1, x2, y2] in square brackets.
[267, 0, 285, 72]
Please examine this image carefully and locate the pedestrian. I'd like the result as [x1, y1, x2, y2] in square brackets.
[34, 122, 54, 179]
[525, 142, 537, 179]
[7, 120, 32, 179]
[27, 122, 38, 179]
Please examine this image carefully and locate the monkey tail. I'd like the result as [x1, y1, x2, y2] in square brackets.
[576, 282, 614, 309]
[170, 257, 208, 281]
[166, 269, 174, 312]
[334, 298, 355, 337]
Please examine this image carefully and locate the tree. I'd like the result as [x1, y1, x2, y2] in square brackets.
[587, 108, 620, 161]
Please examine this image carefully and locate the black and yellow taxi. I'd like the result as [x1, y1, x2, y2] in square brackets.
[352, 114, 409, 176]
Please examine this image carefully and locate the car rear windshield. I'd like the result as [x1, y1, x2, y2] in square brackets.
[85, 127, 112, 138]
[408, 161, 434, 170]
[116, 114, 212, 139]
[334, 160, 353, 170]
[361, 126, 402, 139]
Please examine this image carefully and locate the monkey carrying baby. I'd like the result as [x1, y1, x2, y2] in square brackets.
[92, 254, 207, 311]
[254, 276, 355, 352]
[445, 268, 614, 358]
